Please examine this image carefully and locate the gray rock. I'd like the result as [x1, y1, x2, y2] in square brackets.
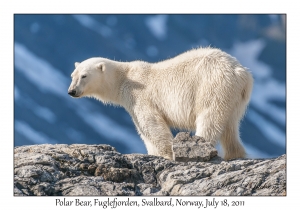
[172, 132, 218, 162]
[14, 143, 286, 196]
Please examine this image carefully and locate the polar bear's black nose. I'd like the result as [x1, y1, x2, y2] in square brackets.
[68, 90, 76, 96]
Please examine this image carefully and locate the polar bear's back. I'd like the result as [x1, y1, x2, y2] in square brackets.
[149, 47, 248, 98]
[153, 47, 242, 75]
[144, 47, 251, 130]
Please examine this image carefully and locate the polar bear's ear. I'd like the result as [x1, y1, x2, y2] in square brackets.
[96, 62, 105, 72]
[75, 62, 80, 68]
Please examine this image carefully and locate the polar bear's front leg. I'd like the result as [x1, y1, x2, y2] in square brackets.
[133, 112, 173, 160]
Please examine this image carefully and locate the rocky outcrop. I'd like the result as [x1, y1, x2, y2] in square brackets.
[14, 138, 286, 196]
[172, 132, 218, 162]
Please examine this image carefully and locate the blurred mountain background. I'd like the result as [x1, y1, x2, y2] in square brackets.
[14, 14, 286, 158]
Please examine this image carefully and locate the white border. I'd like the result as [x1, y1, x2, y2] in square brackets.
[2, 1, 297, 209]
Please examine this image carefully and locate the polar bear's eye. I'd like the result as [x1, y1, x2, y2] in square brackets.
[81, 75, 87, 79]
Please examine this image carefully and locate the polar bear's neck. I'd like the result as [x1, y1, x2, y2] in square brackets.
[92, 60, 130, 105]
[91, 59, 151, 107]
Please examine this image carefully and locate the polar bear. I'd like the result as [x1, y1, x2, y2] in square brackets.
[68, 47, 253, 160]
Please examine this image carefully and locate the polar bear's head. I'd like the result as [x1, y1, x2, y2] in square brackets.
[68, 58, 107, 99]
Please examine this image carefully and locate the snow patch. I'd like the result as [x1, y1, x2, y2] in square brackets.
[34, 105, 57, 124]
[15, 42, 69, 98]
[230, 40, 272, 79]
[251, 79, 286, 125]
[73, 15, 112, 37]
[15, 120, 57, 144]
[244, 142, 273, 158]
[66, 128, 85, 143]
[145, 15, 168, 40]
[247, 109, 285, 148]
[15, 85, 57, 124]
[229, 40, 286, 147]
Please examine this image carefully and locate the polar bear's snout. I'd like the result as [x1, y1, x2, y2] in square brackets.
[68, 78, 83, 98]
[68, 83, 81, 97]
[68, 89, 77, 97]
